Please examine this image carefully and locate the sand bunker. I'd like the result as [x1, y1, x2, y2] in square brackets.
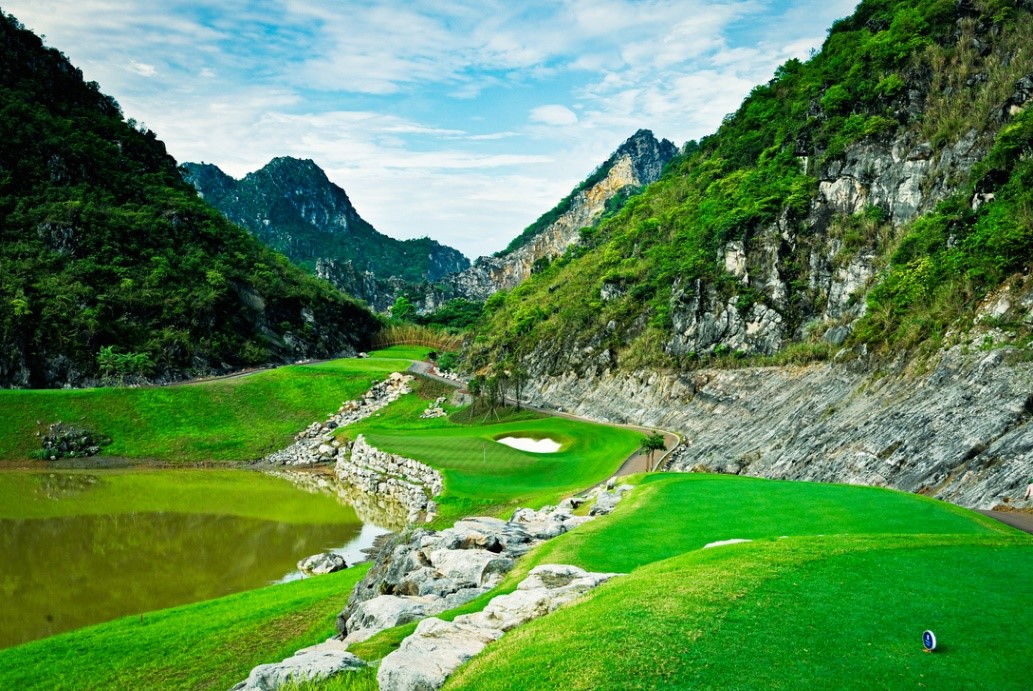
[496, 436, 562, 453]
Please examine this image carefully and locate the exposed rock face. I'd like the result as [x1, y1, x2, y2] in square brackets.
[666, 126, 992, 359]
[411, 130, 677, 309]
[377, 565, 620, 691]
[523, 347, 1033, 510]
[182, 157, 469, 309]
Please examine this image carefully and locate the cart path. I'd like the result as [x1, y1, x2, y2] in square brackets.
[976, 510, 1033, 535]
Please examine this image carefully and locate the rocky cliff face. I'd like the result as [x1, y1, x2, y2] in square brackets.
[666, 127, 993, 359]
[413, 130, 677, 308]
[182, 158, 469, 309]
[480, 3, 1033, 511]
[522, 342, 1033, 511]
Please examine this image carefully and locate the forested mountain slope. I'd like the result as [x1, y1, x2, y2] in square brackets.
[468, 0, 1033, 508]
[0, 13, 379, 388]
[182, 158, 469, 312]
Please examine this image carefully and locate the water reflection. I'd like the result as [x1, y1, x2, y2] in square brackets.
[0, 512, 366, 649]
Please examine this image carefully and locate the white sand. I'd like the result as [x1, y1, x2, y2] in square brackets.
[496, 436, 562, 453]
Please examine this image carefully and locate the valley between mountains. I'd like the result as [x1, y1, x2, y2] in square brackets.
[2, 1, 1033, 689]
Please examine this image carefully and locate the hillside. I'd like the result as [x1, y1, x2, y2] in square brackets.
[467, 0, 1033, 507]
[407, 129, 677, 312]
[182, 158, 469, 311]
[0, 13, 380, 388]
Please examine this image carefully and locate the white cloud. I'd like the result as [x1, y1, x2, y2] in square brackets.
[2, 0, 864, 258]
[128, 61, 157, 77]
[529, 105, 579, 127]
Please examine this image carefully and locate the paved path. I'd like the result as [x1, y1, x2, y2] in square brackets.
[976, 509, 1033, 535]
[408, 361, 682, 480]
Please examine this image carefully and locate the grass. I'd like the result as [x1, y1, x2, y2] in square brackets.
[0, 563, 370, 691]
[528, 473, 1000, 572]
[446, 535, 1033, 690]
[0, 468, 361, 524]
[341, 407, 642, 520]
[336, 474, 1031, 690]
[0, 349, 415, 463]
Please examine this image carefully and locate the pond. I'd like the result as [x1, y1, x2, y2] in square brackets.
[0, 469, 386, 649]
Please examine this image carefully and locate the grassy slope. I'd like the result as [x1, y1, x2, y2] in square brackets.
[340, 474, 1030, 689]
[0, 563, 369, 691]
[0, 351, 412, 462]
[0, 469, 360, 523]
[444, 475, 1030, 689]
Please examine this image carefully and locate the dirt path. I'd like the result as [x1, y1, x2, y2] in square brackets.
[976, 510, 1033, 535]
[408, 361, 682, 480]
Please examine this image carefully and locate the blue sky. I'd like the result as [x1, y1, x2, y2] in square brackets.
[6, 0, 858, 258]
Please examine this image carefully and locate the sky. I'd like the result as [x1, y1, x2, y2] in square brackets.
[5, 0, 858, 258]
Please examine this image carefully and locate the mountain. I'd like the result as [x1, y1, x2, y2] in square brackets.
[410, 129, 677, 311]
[468, 0, 1033, 508]
[181, 158, 470, 310]
[0, 12, 379, 388]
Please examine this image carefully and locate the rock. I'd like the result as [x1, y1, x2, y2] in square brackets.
[377, 564, 621, 691]
[297, 552, 347, 575]
[427, 548, 514, 588]
[377, 617, 504, 691]
[230, 644, 365, 691]
[343, 595, 437, 643]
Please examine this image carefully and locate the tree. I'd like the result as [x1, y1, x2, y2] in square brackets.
[390, 295, 415, 322]
[639, 432, 667, 471]
[505, 358, 528, 412]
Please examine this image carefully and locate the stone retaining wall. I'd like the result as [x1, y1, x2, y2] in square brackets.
[335, 435, 444, 523]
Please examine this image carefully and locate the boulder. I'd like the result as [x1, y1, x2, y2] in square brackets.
[230, 643, 365, 691]
[343, 594, 436, 643]
[377, 617, 503, 691]
[297, 552, 347, 575]
[427, 548, 514, 588]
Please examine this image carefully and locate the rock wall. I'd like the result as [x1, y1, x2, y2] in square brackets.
[525, 348, 1033, 510]
[335, 435, 444, 524]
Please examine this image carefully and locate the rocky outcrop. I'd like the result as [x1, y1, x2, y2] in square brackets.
[410, 130, 677, 310]
[336, 486, 631, 645]
[524, 345, 1033, 510]
[335, 435, 444, 524]
[182, 158, 469, 310]
[263, 372, 413, 466]
[233, 486, 633, 691]
[377, 564, 620, 691]
[666, 125, 994, 359]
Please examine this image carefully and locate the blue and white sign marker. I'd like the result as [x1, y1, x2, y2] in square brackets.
[922, 630, 937, 652]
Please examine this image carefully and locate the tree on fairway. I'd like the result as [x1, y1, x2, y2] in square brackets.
[640, 432, 667, 471]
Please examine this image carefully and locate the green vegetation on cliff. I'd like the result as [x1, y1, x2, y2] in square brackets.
[470, 0, 1033, 372]
[0, 13, 379, 388]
